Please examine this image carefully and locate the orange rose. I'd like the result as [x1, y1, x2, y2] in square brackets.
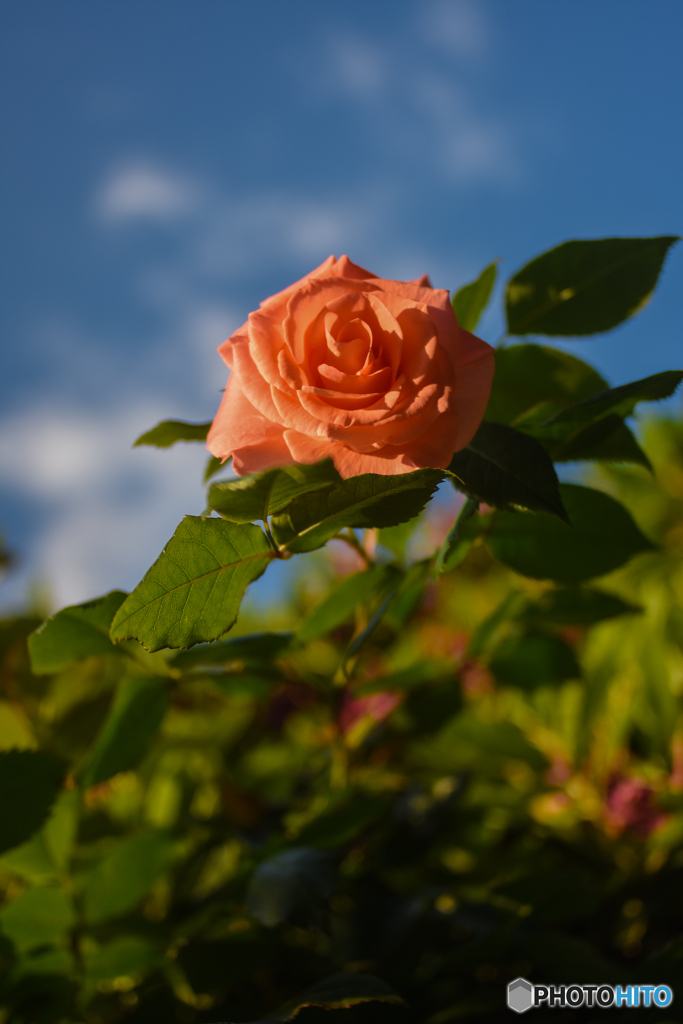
[207, 255, 494, 478]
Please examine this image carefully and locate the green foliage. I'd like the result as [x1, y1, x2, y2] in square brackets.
[271, 469, 443, 553]
[447, 421, 567, 519]
[209, 461, 339, 523]
[487, 482, 655, 583]
[0, 751, 65, 855]
[133, 419, 212, 447]
[485, 344, 608, 424]
[28, 591, 127, 674]
[110, 516, 273, 650]
[506, 235, 678, 335]
[5, 235, 683, 1024]
[80, 676, 169, 787]
[452, 260, 498, 332]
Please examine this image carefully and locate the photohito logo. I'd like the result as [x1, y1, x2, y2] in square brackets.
[507, 978, 673, 1013]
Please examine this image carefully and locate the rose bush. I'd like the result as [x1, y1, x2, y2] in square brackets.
[207, 255, 495, 477]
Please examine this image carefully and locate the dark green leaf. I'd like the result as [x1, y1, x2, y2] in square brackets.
[434, 499, 480, 577]
[540, 416, 652, 467]
[209, 460, 340, 524]
[79, 676, 169, 788]
[246, 848, 335, 927]
[506, 236, 679, 336]
[133, 419, 212, 448]
[264, 973, 404, 1021]
[447, 421, 567, 520]
[82, 830, 175, 923]
[489, 631, 581, 690]
[485, 344, 608, 425]
[171, 631, 293, 670]
[415, 710, 548, 771]
[452, 260, 498, 332]
[522, 587, 641, 626]
[487, 483, 655, 584]
[0, 886, 74, 954]
[0, 751, 66, 855]
[467, 591, 524, 659]
[356, 660, 453, 695]
[28, 591, 127, 674]
[525, 371, 683, 461]
[271, 470, 443, 554]
[204, 454, 226, 482]
[297, 565, 400, 643]
[110, 517, 273, 652]
[296, 796, 390, 848]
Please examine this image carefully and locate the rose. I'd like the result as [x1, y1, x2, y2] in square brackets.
[207, 255, 494, 478]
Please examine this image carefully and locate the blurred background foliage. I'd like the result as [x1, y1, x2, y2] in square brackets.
[1, 411, 683, 1023]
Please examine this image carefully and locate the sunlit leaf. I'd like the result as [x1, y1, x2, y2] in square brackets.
[0, 751, 66, 855]
[110, 517, 273, 651]
[271, 470, 443, 554]
[447, 421, 567, 520]
[28, 591, 127, 674]
[80, 676, 169, 788]
[133, 419, 212, 447]
[209, 460, 339, 523]
[487, 483, 655, 583]
[452, 260, 498, 332]
[506, 235, 679, 336]
[246, 847, 335, 927]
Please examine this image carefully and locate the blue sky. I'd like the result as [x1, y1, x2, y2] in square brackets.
[1, 0, 682, 609]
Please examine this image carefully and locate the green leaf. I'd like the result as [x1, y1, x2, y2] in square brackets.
[133, 419, 212, 448]
[28, 591, 127, 674]
[297, 565, 400, 643]
[0, 885, 74, 954]
[82, 830, 175, 923]
[296, 796, 390, 848]
[487, 483, 655, 584]
[524, 371, 683, 462]
[263, 973, 404, 1021]
[522, 587, 641, 626]
[489, 631, 581, 690]
[414, 710, 548, 772]
[84, 936, 164, 984]
[485, 344, 608, 425]
[271, 469, 443, 554]
[537, 416, 652, 468]
[447, 421, 568, 520]
[452, 260, 499, 332]
[356, 659, 453, 695]
[0, 751, 66, 855]
[246, 848, 335, 927]
[110, 517, 273, 652]
[209, 460, 340, 523]
[171, 631, 293, 670]
[204, 453, 226, 482]
[79, 676, 169, 788]
[506, 236, 679, 336]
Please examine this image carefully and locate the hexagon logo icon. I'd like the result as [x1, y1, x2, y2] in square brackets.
[507, 977, 534, 1013]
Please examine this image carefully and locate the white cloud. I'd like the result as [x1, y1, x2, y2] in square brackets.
[96, 163, 200, 223]
[0, 403, 210, 608]
[327, 33, 388, 98]
[420, 0, 489, 58]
